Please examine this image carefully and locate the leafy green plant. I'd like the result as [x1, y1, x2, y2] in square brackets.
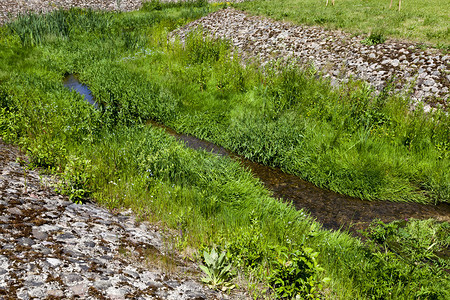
[199, 247, 235, 291]
[361, 31, 386, 45]
[225, 214, 267, 269]
[58, 155, 95, 203]
[268, 246, 327, 299]
[363, 219, 450, 270]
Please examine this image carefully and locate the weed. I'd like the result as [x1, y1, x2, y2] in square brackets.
[268, 246, 327, 299]
[361, 31, 386, 46]
[199, 247, 235, 291]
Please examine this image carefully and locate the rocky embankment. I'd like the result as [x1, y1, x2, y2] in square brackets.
[0, 0, 143, 24]
[172, 8, 449, 110]
[0, 138, 234, 299]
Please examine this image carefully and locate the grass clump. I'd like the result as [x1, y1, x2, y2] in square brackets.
[0, 5, 449, 299]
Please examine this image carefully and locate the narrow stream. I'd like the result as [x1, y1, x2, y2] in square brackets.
[64, 75, 450, 235]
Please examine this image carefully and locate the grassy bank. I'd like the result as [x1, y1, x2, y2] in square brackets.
[0, 3, 449, 299]
[235, 0, 450, 49]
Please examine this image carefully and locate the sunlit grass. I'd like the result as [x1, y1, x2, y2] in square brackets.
[235, 0, 450, 48]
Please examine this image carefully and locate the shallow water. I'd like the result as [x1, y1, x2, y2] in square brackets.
[63, 74, 98, 108]
[64, 75, 450, 235]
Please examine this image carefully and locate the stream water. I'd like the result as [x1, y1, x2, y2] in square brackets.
[63, 74, 98, 108]
[64, 75, 450, 235]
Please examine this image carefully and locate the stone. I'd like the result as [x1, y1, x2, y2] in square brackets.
[70, 284, 88, 296]
[94, 280, 112, 290]
[423, 79, 435, 86]
[17, 237, 35, 246]
[47, 289, 64, 297]
[106, 287, 128, 299]
[32, 228, 48, 240]
[63, 273, 83, 284]
[7, 207, 22, 215]
[46, 258, 62, 267]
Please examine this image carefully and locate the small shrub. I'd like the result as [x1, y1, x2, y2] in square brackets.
[268, 246, 326, 299]
[361, 31, 386, 45]
[58, 155, 95, 203]
[225, 216, 267, 268]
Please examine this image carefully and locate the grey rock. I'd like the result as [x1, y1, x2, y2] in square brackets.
[7, 207, 22, 215]
[424, 79, 435, 86]
[47, 258, 62, 267]
[62, 273, 83, 284]
[70, 283, 88, 296]
[17, 237, 35, 246]
[47, 289, 64, 297]
[94, 279, 113, 290]
[32, 228, 48, 240]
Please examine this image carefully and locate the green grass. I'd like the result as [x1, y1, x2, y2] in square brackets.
[5, 1, 447, 204]
[235, 0, 450, 48]
[110, 30, 448, 204]
[0, 4, 449, 299]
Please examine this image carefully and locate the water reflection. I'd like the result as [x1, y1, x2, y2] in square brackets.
[63, 74, 98, 108]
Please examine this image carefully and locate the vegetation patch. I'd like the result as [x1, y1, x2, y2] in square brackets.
[0, 2, 448, 299]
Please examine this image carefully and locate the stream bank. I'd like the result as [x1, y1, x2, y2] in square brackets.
[147, 121, 450, 235]
[0, 138, 238, 299]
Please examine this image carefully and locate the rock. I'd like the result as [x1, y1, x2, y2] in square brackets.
[17, 237, 35, 246]
[46, 258, 62, 267]
[70, 284, 88, 296]
[47, 289, 64, 297]
[32, 228, 48, 240]
[7, 207, 22, 215]
[62, 273, 83, 284]
[424, 79, 435, 86]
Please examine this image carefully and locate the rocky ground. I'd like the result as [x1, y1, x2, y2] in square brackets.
[0, 138, 237, 299]
[0, 0, 142, 23]
[172, 8, 449, 110]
